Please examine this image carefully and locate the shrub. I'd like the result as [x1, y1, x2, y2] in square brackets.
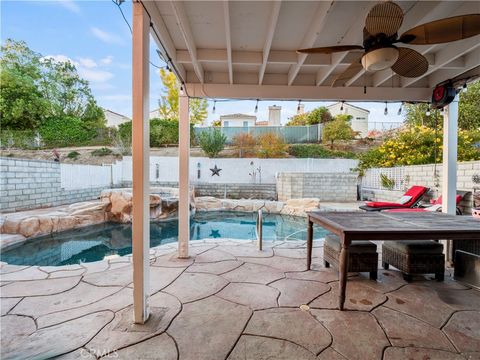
[91, 147, 113, 156]
[288, 144, 356, 159]
[0, 129, 39, 150]
[67, 151, 80, 160]
[39, 117, 96, 148]
[198, 128, 227, 157]
[232, 132, 256, 158]
[256, 133, 288, 158]
[322, 115, 356, 148]
[357, 125, 480, 173]
[380, 173, 395, 190]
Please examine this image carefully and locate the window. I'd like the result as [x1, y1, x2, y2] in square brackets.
[243, 121, 249, 127]
[224, 120, 229, 127]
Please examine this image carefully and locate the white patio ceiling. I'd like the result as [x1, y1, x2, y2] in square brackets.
[144, 0, 479, 102]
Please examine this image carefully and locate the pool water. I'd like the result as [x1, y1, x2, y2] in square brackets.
[0, 211, 328, 266]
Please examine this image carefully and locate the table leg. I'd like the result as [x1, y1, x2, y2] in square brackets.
[338, 237, 349, 310]
[307, 218, 313, 270]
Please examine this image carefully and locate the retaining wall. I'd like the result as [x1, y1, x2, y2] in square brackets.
[277, 172, 359, 202]
[1, 158, 106, 213]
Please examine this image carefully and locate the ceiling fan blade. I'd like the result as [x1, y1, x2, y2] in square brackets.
[399, 14, 480, 45]
[391, 47, 429, 78]
[332, 60, 364, 87]
[365, 1, 404, 37]
[297, 45, 363, 54]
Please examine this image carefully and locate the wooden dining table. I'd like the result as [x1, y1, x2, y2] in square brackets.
[306, 211, 480, 310]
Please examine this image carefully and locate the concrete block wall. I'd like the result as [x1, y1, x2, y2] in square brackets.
[277, 172, 358, 202]
[1, 158, 106, 213]
[361, 161, 480, 213]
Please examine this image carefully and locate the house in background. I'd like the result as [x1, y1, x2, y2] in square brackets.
[220, 105, 283, 127]
[103, 109, 131, 128]
[327, 102, 369, 137]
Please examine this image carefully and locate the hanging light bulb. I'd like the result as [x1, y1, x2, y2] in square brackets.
[397, 102, 403, 115]
[212, 100, 216, 114]
[340, 101, 344, 111]
[297, 100, 301, 112]
[426, 109, 431, 116]
[384, 102, 388, 116]
[254, 99, 259, 113]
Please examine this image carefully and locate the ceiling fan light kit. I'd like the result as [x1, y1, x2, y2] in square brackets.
[361, 47, 399, 72]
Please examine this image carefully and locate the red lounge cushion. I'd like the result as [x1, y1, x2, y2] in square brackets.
[430, 195, 462, 205]
[385, 208, 427, 212]
[364, 186, 428, 208]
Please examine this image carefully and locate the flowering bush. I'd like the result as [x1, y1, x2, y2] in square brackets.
[358, 125, 480, 172]
[232, 132, 256, 158]
[256, 133, 288, 158]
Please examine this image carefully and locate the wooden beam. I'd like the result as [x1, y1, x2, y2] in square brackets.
[142, 0, 186, 80]
[186, 82, 432, 102]
[132, 0, 150, 325]
[259, 1, 282, 85]
[223, 1, 233, 84]
[178, 93, 190, 258]
[288, 1, 334, 86]
[170, 1, 204, 83]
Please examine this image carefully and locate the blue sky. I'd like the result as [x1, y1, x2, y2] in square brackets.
[2, 0, 405, 126]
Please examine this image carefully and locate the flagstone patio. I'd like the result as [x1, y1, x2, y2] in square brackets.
[1, 239, 479, 360]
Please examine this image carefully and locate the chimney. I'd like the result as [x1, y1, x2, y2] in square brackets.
[297, 104, 305, 115]
[268, 105, 281, 126]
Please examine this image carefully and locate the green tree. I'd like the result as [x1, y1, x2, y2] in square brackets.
[322, 114, 355, 148]
[198, 129, 227, 157]
[404, 103, 442, 128]
[286, 106, 332, 126]
[157, 68, 208, 125]
[0, 39, 105, 130]
[0, 40, 49, 129]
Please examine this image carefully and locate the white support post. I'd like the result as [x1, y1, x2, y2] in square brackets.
[132, 1, 150, 324]
[442, 93, 459, 216]
[178, 93, 190, 258]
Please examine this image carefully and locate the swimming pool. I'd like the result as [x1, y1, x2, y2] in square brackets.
[0, 211, 328, 266]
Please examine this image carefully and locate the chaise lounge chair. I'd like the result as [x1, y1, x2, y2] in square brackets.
[359, 185, 429, 212]
[385, 191, 468, 215]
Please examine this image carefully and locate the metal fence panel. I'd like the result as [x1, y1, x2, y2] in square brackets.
[194, 124, 322, 144]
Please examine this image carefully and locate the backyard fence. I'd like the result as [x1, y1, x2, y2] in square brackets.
[194, 124, 322, 144]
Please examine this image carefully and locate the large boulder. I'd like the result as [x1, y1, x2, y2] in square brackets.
[280, 198, 320, 217]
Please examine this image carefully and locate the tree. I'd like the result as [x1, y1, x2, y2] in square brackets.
[404, 80, 480, 130]
[286, 106, 332, 126]
[0, 40, 49, 129]
[198, 129, 226, 157]
[0, 39, 105, 130]
[157, 68, 208, 125]
[322, 114, 355, 148]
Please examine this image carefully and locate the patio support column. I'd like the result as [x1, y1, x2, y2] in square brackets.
[442, 93, 459, 216]
[132, 0, 150, 324]
[178, 92, 190, 258]
[442, 93, 459, 263]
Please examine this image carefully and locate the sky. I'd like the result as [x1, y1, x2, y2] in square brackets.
[2, 0, 405, 126]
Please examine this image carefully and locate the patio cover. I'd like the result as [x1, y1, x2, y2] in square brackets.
[131, 0, 480, 323]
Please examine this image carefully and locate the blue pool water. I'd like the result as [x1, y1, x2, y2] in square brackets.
[0, 211, 327, 266]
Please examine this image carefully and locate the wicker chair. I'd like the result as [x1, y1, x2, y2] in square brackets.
[324, 234, 378, 280]
[382, 240, 445, 282]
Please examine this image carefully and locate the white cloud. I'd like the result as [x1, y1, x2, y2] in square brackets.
[44, 54, 114, 84]
[91, 27, 124, 45]
[56, 0, 81, 14]
[100, 56, 114, 65]
[78, 57, 97, 69]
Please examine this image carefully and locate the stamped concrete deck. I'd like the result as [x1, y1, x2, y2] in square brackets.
[1, 239, 479, 360]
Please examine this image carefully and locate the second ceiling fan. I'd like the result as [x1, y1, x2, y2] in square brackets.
[297, 1, 480, 86]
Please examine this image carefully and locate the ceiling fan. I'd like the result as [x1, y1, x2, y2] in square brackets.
[297, 1, 480, 86]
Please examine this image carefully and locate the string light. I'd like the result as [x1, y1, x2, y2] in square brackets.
[254, 99, 259, 113]
[384, 102, 388, 116]
[426, 106, 431, 117]
[297, 100, 301, 112]
[212, 100, 216, 114]
[397, 102, 403, 115]
[340, 101, 344, 111]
